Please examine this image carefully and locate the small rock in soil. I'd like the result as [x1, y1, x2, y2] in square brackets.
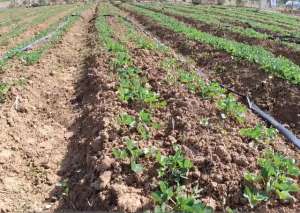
[0, 150, 13, 164]
[99, 171, 112, 189]
[98, 156, 115, 171]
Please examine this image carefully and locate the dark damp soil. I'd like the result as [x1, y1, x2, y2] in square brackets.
[141, 6, 300, 67]
[120, 6, 300, 138]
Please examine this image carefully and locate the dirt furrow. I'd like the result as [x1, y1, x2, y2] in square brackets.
[0, 6, 94, 213]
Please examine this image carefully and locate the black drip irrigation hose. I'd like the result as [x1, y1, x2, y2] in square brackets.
[101, 10, 300, 150]
[0, 16, 71, 62]
[221, 84, 300, 150]
[246, 97, 300, 149]
[268, 34, 300, 44]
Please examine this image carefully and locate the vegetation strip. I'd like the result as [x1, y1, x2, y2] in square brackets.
[0, 4, 88, 69]
[0, 5, 75, 47]
[124, 4, 300, 85]
[135, 3, 300, 67]
[168, 3, 300, 37]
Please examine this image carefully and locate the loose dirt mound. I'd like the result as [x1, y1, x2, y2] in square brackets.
[0, 7, 94, 212]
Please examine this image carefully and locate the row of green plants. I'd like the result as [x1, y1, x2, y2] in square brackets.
[118, 3, 300, 210]
[199, 4, 300, 30]
[0, 4, 74, 47]
[96, 4, 213, 212]
[169, 3, 300, 37]
[138, 3, 269, 41]
[204, 5, 298, 30]
[159, 3, 300, 51]
[0, 4, 89, 104]
[0, 4, 87, 70]
[124, 4, 300, 85]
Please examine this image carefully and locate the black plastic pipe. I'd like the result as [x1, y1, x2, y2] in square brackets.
[246, 97, 300, 149]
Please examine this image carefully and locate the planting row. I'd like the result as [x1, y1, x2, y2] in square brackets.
[125, 4, 300, 85]
[166, 3, 300, 37]
[0, 4, 90, 104]
[0, 4, 76, 52]
[159, 4, 300, 51]
[68, 3, 300, 212]
[135, 3, 300, 66]
[194, 4, 300, 30]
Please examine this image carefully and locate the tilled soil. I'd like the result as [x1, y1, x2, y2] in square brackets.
[53, 12, 300, 212]
[122, 7, 300, 138]
[0, 6, 94, 213]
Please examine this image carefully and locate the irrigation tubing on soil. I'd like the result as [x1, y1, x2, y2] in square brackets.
[0, 16, 70, 62]
[246, 97, 300, 149]
[224, 84, 300, 149]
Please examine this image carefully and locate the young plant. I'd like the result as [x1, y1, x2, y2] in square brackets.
[243, 150, 300, 208]
[243, 186, 269, 208]
[156, 145, 193, 183]
[112, 139, 144, 173]
[118, 110, 158, 140]
[152, 181, 213, 213]
[201, 82, 225, 99]
[179, 71, 203, 93]
[240, 124, 277, 143]
[217, 94, 246, 123]
[118, 113, 136, 128]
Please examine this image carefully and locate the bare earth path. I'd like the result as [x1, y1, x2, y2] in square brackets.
[0, 7, 94, 213]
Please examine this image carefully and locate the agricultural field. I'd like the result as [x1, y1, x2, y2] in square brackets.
[0, 1, 299, 213]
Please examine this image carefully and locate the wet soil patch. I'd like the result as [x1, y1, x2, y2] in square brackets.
[122, 7, 300, 137]
[142, 6, 300, 67]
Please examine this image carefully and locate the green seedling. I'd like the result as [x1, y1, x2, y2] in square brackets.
[161, 57, 177, 71]
[118, 113, 136, 128]
[152, 181, 212, 213]
[240, 124, 277, 143]
[112, 139, 144, 174]
[217, 94, 246, 123]
[243, 150, 300, 208]
[201, 82, 225, 99]
[152, 181, 175, 205]
[243, 186, 269, 208]
[156, 145, 193, 183]
[179, 71, 202, 93]
[118, 110, 157, 140]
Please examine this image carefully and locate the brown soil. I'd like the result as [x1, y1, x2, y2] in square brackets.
[51, 11, 299, 212]
[146, 6, 300, 67]
[121, 6, 300, 138]
[0, 6, 94, 213]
